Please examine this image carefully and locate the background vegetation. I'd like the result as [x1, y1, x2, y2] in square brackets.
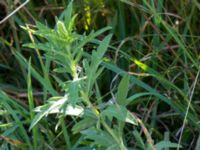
[0, 0, 200, 149]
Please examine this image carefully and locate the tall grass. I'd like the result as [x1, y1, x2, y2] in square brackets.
[0, 0, 200, 149]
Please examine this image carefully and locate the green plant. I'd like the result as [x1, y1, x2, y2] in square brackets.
[1, 0, 200, 149]
[18, 2, 139, 149]
[16, 1, 184, 149]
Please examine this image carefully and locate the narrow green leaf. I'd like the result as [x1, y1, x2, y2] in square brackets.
[116, 74, 130, 106]
[126, 92, 153, 105]
[64, 0, 73, 29]
[133, 130, 146, 150]
[155, 141, 182, 150]
[27, 59, 39, 150]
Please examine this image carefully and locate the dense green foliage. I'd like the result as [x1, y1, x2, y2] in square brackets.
[0, 0, 200, 149]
